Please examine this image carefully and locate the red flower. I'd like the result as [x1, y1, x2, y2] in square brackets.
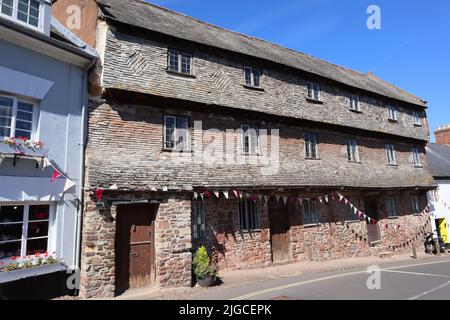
[44, 251, 48, 257]
[11, 256, 16, 261]
[35, 252, 40, 257]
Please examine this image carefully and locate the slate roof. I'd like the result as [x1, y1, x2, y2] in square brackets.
[426, 143, 450, 178]
[96, 0, 427, 108]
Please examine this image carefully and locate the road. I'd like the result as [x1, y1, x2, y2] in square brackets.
[192, 256, 450, 300]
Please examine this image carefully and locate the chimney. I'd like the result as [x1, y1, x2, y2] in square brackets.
[435, 125, 450, 146]
[52, 0, 99, 47]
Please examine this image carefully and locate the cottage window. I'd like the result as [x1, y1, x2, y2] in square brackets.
[0, 204, 52, 260]
[412, 111, 421, 126]
[411, 195, 420, 214]
[346, 139, 359, 162]
[412, 146, 421, 166]
[307, 82, 320, 101]
[387, 105, 397, 121]
[241, 124, 259, 155]
[167, 49, 192, 75]
[385, 144, 396, 165]
[0, 95, 37, 140]
[164, 115, 189, 151]
[349, 95, 360, 111]
[0, 0, 41, 28]
[243, 66, 261, 87]
[304, 132, 318, 159]
[238, 200, 259, 231]
[385, 196, 398, 217]
[191, 201, 205, 239]
[302, 199, 319, 225]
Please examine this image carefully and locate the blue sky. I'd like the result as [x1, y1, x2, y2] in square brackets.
[149, 0, 450, 141]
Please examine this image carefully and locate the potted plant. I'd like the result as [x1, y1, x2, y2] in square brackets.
[193, 246, 218, 287]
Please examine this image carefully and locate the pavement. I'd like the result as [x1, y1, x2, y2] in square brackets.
[115, 251, 450, 300]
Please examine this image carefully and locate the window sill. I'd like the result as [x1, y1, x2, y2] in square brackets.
[349, 109, 362, 114]
[414, 165, 423, 168]
[388, 118, 398, 123]
[305, 157, 321, 160]
[165, 69, 196, 78]
[387, 163, 398, 167]
[161, 148, 193, 153]
[348, 160, 362, 164]
[413, 124, 422, 127]
[303, 223, 321, 228]
[387, 216, 400, 219]
[306, 97, 323, 104]
[242, 84, 265, 92]
[238, 229, 261, 234]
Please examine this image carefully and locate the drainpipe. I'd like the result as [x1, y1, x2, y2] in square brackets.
[73, 57, 97, 294]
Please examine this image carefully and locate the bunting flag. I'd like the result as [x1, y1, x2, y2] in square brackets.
[324, 195, 329, 203]
[275, 195, 281, 202]
[63, 179, 76, 192]
[109, 184, 118, 190]
[264, 195, 270, 204]
[50, 168, 62, 182]
[213, 191, 220, 199]
[282, 196, 288, 205]
[318, 196, 323, 204]
[151, 186, 157, 191]
[193, 192, 198, 200]
[223, 191, 229, 199]
[257, 194, 263, 202]
[162, 186, 168, 192]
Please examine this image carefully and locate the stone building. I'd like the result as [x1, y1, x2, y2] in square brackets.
[53, 0, 436, 297]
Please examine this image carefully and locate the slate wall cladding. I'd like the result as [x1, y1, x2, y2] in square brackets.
[85, 101, 434, 191]
[101, 29, 428, 142]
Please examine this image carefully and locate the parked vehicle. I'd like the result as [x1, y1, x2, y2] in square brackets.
[424, 233, 446, 254]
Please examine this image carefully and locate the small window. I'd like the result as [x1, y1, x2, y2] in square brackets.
[412, 111, 421, 126]
[307, 82, 320, 101]
[241, 124, 259, 155]
[411, 195, 420, 214]
[191, 201, 205, 239]
[304, 132, 318, 159]
[0, 204, 51, 260]
[412, 146, 422, 166]
[347, 139, 359, 162]
[243, 66, 261, 87]
[385, 144, 396, 165]
[0, 95, 36, 140]
[349, 95, 360, 111]
[385, 196, 398, 217]
[167, 49, 192, 75]
[238, 200, 259, 231]
[387, 105, 397, 121]
[303, 199, 319, 225]
[164, 115, 189, 151]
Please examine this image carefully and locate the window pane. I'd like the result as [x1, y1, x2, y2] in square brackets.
[0, 224, 23, 242]
[181, 53, 191, 74]
[27, 221, 49, 238]
[0, 206, 24, 223]
[29, 205, 50, 221]
[1, 0, 13, 16]
[253, 69, 261, 87]
[176, 117, 189, 150]
[15, 120, 32, 131]
[26, 238, 47, 255]
[0, 242, 21, 259]
[0, 116, 12, 127]
[0, 127, 11, 137]
[244, 67, 252, 85]
[0, 106, 12, 118]
[17, 102, 33, 113]
[17, 110, 33, 122]
[168, 50, 179, 72]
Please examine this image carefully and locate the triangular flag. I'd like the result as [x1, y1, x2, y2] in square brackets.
[232, 190, 239, 198]
[223, 191, 229, 199]
[353, 207, 358, 214]
[344, 198, 349, 205]
[213, 191, 220, 199]
[282, 196, 288, 205]
[264, 195, 270, 204]
[193, 192, 198, 200]
[63, 179, 76, 192]
[338, 194, 344, 202]
[275, 195, 280, 202]
[257, 194, 263, 202]
[109, 183, 118, 190]
[239, 192, 243, 199]
[324, 195, 329, 203]
[50, 169, 62, 182]
[318, 196, 323, 203]
[162, 186, 168, 192]
[151, 186, 157, 191]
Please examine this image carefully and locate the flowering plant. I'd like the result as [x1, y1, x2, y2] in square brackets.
[2, 137, 45, 150]
[0, 252, 60, 273]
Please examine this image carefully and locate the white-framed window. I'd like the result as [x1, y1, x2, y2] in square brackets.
[167, 49, 193, 75]
[307, 82, 321, 101]
[0, 95, 38, 140]
[241, 124, 259, 155]
[349, 95, 360, 111]
[412, 146, 422, 166]
[243, 66, 261, 87]
[302, 199, 319, 225]
[304, 132, 318, 159]
[238, 199, 259, 231]
[163, 115, 189, 151]
[412, 111, 421, 126]
[346, 139, 359, 162]
[387, 105, 397, 121]
[385, 144, 396, 165]
[0, 203, 54, 260]
[385, 196, 398, 217]
[191, 201, 205, 239]
[411, 194, 420, 214]
[0, 0, 42, 29]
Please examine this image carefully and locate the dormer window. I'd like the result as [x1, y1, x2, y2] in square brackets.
[0, 0, 48, 33]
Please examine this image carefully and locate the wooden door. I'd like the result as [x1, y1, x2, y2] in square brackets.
[365, 197, 381, 244]
[269, 199, 290, 262]
[115, 204, 156, 294]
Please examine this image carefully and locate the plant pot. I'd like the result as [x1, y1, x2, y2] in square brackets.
[0, 263, 66, 284]
[197, 275, 215, 287]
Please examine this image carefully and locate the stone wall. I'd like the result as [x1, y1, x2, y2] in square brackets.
[79, 192, 192, 298]
[102, 29, 428, 141]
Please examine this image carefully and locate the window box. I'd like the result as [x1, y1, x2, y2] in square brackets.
[0, 262, 66, 284]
